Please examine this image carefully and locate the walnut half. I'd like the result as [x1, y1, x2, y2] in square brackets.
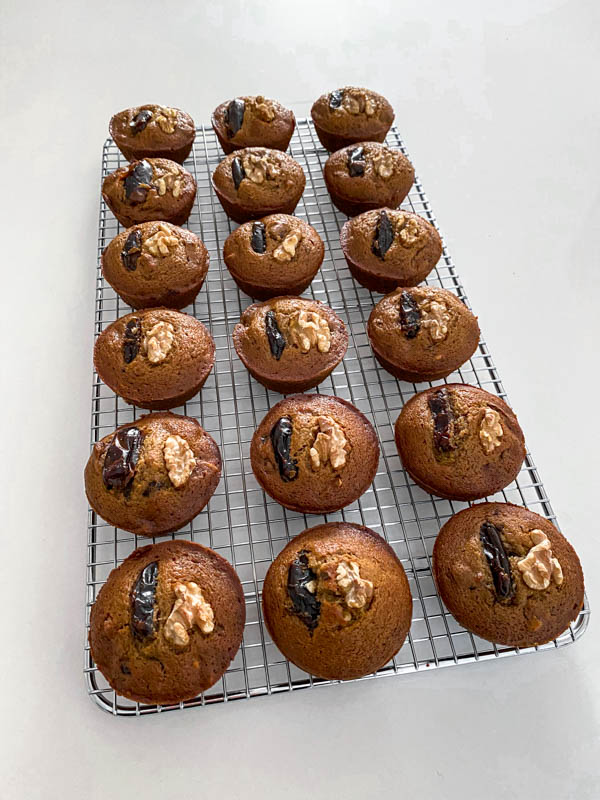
[479, 407, 503, 454]
[335, 560, 374, 609]
[241, 152, 280, 184]
[309, 415, 348, 470]
[164, 582, 214, 647]
[516, 529, 563, 590]
[273, 230, 302, 262]
[142, 320, 175, 364]
[142, 223, 179, 257]
[418, 298, 451, 342]
[155, 106, 178, 134]
[286, 310, 331, 353]
[163, 434, 196, 488]
[372, 150, 394, 179]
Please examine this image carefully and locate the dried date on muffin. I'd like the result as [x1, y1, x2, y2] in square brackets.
[109, 105, 196, 163]
[223, 214, 324, 298]
[324, 142, 414, 218]
[84, 412, 222, 537]
[89, 540, 245, 704]
[94, 308, 215, 410]
[211, 147, 306, 224]
[432, 503, 584, 648]
[102, 158, 197, 228]
[250, 394, 379, 514]
[341, 208, 442, 293]
[368, 287, 480, 381]
[233, 296, 348, 393]
[311, 87, 395, 152]
[394, 384, 526, 501]
[262, 522, 411, 680]
[212, 95, 296, 155]
[101, 221, 209, 310]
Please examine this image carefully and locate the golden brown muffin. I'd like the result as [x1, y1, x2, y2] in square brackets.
[211, 147, 305, 223]
[85, 412, 221, 537]
[233, 296, 348, 394]
[212, 95, 295, 154]
[94, 308, 215, 410]
[341, 208, 442, 293]
[109, 105, 196, 163]
[89, 540, 245, 704]
[250, 394, 379, 514]
[102, 158, 196, 228]
[101, 222, 209, 310]
[324, 142, 414, 218]
[368, 287, 480, 382]
[395, 384, 526, 501]
[223, 214, 324, 299]
[262, 522, 412, 679]
[433, 503, 584, 647]
[310, 87, 394, 152]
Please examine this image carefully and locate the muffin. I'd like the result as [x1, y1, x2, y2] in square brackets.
[394, 384, 526, 501]
[368, 287, 480, 382]
[212, 95, 295, 154]
[324, 143, 414, 218]
[223, 214, 324, 299]
[250, 394, 379, 514]
[341, 208, 442, 293]
[89, 540, 245, 704]
[94, 308, 215, 410]
[101, 221, 209, 310]
[102, 158, 197, 228]
[84, 412, 221, 537]
[109, 105, 196, 163]
[211, 147, 305, 223]
[311, 87, 394, 152]
[262, 522, 412, 680]
[433, 503, 584, 647]
[233, 296, 348, 393]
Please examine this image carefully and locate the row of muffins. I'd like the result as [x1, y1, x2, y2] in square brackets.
[88, 92, 584, 706]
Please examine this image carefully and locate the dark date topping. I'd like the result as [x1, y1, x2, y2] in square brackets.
[225, 98, 245, 137]
[232, 157, 246, 190]
[480, 522, 515, 600]
[270, 416, 298, 482]
[287, 552, 321, 631]
[372, 209, 395, 259]
[347, 146, 365, 177]
[131, 561, 159, 640]
[122, 317, 141, 364]
[428, 388, 454, 452]
[102, 426, 143, 490]
[129, 109, 153, 135]
[265, 310, 286, 360]
[329, 89, 344, 110]
[399, 291, 421, 339]
[251, 221, 267, 254]
[123, 160, 153, 204]
[121, 229, 142, 271]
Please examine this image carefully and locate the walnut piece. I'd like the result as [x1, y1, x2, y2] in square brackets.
[164, 582, 214, 646]
[241, 152, 280, 184]
[142, 223, 179, 257]
[154, 166, 183, 198]
[418, 298, 451, 342]
[286, 309, 331, 353]
[335, 561, 374, 609]
[163, 434, 196, 488]
[309, 415, 348, 470]
[479, 407, 504, 454]
[341, 90, 376, 117]
[516, 530, 563, 590]
[273, 230, 302, 262]
[372, 149, 394, 179]
[249, 95, 276, 122]
[142, 320, 175, 364]
[155, 106, 178, 134]
[397, 214, 421, 245]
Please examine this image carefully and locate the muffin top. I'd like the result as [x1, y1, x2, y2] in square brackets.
[212, 147, 305, 206]
[311, 87, 394, 136]
[94, 308, 214, 407]
[102, 158, 196, 214]
[212, 96, 295, 149]
[102, 221, 209, 308]
[262, 522, 412, 680]
[395, 384, 526, 500]
[89, 539, 244, 704]
[109, 105, 195, 156]
[433, 503, 584, 647]
[223, 214, 324, 287]
[324, 142, 414, 202]
[368, 286, 480, 374]
[250, 394, 380, 514]
[233, 296, 348, 384]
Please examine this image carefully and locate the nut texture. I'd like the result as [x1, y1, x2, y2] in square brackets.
[309, 416, 348, 470]
[479, 407, 504, 454]
[516, 530, 564, 590]
[164, 581, 215, 646]
[142, 321, 175, 364]
[163, 434, 196, 488]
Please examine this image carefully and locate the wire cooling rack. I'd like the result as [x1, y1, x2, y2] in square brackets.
[85, 118, 589, 715]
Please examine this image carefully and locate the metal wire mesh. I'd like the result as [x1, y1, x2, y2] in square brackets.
[85, 119, 590, 715]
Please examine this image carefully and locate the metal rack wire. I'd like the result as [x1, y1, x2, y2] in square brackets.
[85, 119, 589, 715]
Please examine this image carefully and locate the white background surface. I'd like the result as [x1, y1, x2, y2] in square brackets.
[1, 1, 599, 797]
